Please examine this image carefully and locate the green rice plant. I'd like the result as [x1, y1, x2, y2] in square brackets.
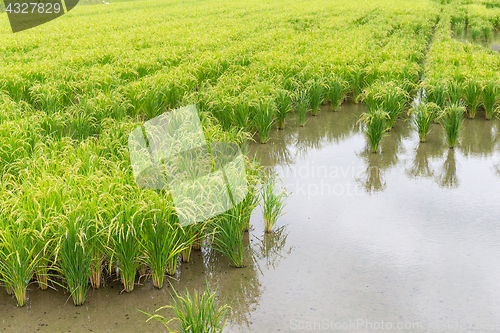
[463, 80, 482, 119]
[307, 78, 325, 116]
[205, 208, 248, 268]
[241, 160, 261, 231]
[357, 109, 389, 153]
[180, 224, 199, 263]
[427, 82, 447, 110]
[252, 98, 275, 144]
[455, 21, 465, 36]
[295, 89, 310, 127]
[0, 218, 41, 307]
[482, 80, 499, 120]
[142, 283, 229, 333]
[261, 171, 288, 233]
[482, 22, 492, 41]
[274, 89, 293, 129]
[54, 214, 96, 306]
[447, 80, 463, 106]
[438, 103, 465, 148]
[139, 208, 187, 288]
[232, 100, 252, 132]
[108, 200, 143, 293]
[409, 101, 438, 142]
[471, 26, 481, 40]
[380, 84, 409, 129]
[350, 66, 367, 103]
[327, 76, 348, 111]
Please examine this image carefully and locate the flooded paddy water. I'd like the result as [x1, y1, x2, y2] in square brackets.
[1, 102, 500, 332]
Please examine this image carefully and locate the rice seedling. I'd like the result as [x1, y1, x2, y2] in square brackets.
[295, 89, 310, 127]
[357, 109, 389, 153]
[274, 89, 293, 130]
[205, 208, 248, 268]
[0, 218, 41, 307]
[252, 98, 275, 144]
[327, 76, 348, 111]
[142, 283, 229, 333]
[447, 80, 464, 106]
[261, 171, 288, 233]
[409, 101, 439, 143]
[482, 80, 499, 120]
[308, 78, 326, 116]
[139, 207, 188, 288]
[463, 80, 482, 118]
[438, 103, 465, 148]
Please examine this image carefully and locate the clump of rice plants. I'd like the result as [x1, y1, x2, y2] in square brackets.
[307, 78, 325, 116]
[482, 80, 499, 120]
[381, 84, 409, 129]
[55, 215, 98, 306]
[140, 208, 187, 288]
[261, 171, 288, 233]
[252, 98, 275, 144]
[357, 109, 389, 153]
[482, 23, 492, 41]
[439, 103, 465, 148]
[447, 80, 463, 106]
[455, 21, 465, 36]
[409, 101, 438, 143]
[0, 218, 40, 307]
[142, 283, 229, 333]
[205, 208, 248, 268]
[327, 76, 348, 111]
[274, 89, 293, 130]
[295, 89, 310, 127]
[107, 201, 142, 293]
[463, 80, 482, 118]
[471, 26, 481, 40]
[427, 82, 447, 110]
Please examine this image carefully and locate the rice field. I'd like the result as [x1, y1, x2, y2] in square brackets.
[1, 0, 500, 329]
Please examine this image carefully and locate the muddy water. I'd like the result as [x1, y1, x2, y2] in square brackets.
[2, 103, 500, 332]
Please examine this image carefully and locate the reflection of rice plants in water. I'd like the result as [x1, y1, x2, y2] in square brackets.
[142, 283, 230, 333]
[436, 149, 460, 188]
[253, 225, 292, 269]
